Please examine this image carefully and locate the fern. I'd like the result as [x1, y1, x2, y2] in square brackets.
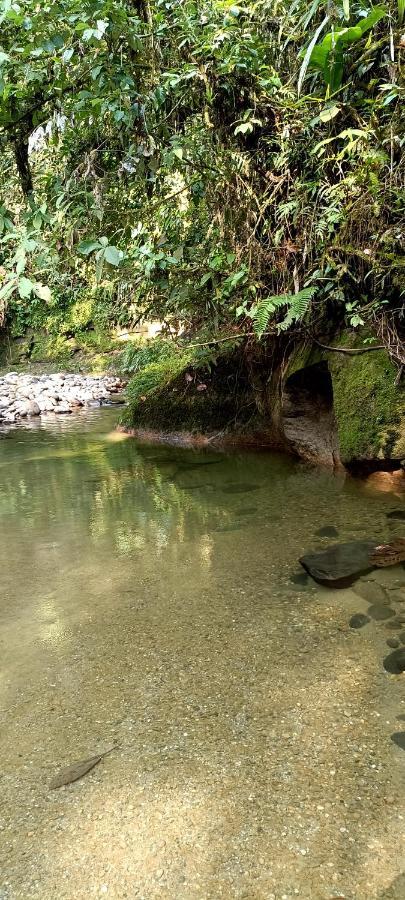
[252, 287, 316, 338]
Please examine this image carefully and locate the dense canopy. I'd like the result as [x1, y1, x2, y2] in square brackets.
[0, 1, 403, 362]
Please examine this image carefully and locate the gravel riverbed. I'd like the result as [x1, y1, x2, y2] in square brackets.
[0, 372, 125, 424]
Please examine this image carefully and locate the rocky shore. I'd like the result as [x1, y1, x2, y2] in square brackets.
[0, 372, 125, 424]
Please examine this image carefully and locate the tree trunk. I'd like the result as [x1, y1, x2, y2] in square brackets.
[13, 135, 34, 197]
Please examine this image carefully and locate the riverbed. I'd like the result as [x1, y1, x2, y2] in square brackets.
[0, 409, 404, 899]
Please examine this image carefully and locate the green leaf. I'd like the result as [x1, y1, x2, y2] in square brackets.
[252, 288, 316, 338]
[34, 283, 52, 303]
[103, 245, 121, 266]
[298, 15, 330, 96]
[0, 279, 16, 301]
[343, 0, 350, 21]
[77, 239, 101, 256]
[18, 276, 35, 299]
[234, 121, 254, 135]
[319, 104, 341, 123]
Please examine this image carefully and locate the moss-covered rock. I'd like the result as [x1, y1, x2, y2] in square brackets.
[284, 333, 404, 463]
[329, 347, 404, 462]
[122, 348, 256, 435]
[123, 332, 404, 464]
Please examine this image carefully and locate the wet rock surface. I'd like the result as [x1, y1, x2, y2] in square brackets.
[0, 371, 125, 424]
[382, 648, 405, 674]
[300, 540, 376, 585]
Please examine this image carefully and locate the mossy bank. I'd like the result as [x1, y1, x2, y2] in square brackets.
[122, 332, 405, 470]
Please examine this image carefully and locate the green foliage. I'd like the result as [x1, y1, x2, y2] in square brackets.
[0, 0, 402, 363]
[125, 348, 195, 413]
[304, 6, 387, 93]
[252, 288, 316, 338]
[118, 338, 177, 375]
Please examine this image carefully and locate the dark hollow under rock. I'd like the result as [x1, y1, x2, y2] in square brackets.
[299, 541, 376, 586]
[383, 648, 405, 674]
[349, 613, 370, 629]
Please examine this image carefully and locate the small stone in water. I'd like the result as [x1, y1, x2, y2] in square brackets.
[383, 648, 405, 674]
[390, 732, 405, 751]
[315, 526, 339, 538]
[349, 613, 370, 629]
[386, 638, 400, 649]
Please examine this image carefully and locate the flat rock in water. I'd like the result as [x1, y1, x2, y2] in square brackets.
[299, 541, 376, 586]
[354, 581, 387, 605]
[367, 603, 396, 622]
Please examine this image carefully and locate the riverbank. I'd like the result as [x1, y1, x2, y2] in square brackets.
[0, 371, 125, 425]
[121, 337, 405, 471]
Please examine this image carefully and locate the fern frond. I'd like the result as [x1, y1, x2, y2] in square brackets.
[252, 287, 316, 338]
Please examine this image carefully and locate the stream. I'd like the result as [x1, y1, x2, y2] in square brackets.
[0, 408, 404, 899]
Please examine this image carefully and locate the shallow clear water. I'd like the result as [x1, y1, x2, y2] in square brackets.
[1, 410, 404, 899]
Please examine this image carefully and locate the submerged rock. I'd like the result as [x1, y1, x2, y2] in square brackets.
[315, 526, 339, 538]
[390, 732, 405, 751]
[367, 604, 396, 621]
[354, 581, 387, 605]
[349, 613, 370, 629]
[221, 483, 260, 494]
[387, 637, 400, 649]
[383, 648, 405, 674]
[387, 509, 405, 521]
[299, 540, 376, 586]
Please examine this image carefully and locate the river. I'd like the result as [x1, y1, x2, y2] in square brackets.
[0, 408, 404, 899]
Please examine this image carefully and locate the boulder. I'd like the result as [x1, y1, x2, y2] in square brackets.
[300, 541, 376, 586]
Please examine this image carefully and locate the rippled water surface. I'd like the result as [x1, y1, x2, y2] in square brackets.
[0, 410, 404, 899]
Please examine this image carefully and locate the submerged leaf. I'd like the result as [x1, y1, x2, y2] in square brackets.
[50, 745, 115, 789]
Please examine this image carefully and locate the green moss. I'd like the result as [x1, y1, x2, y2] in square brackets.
[122, 348, 255, 434]
[329, 347, 404, 461]
[122, 349, 195, 427]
